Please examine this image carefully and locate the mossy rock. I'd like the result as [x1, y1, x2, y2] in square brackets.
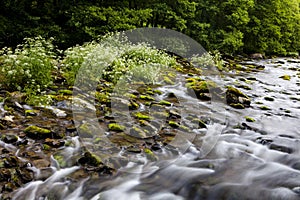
[260, 106, 271, 110]
[152, 111, 169, 118]
[53, 154, 67, 167]
[230, 103, 245, 109]
[186, 79, 220, 101]
[179, 125, 190, 132]
[139, 95, 155, 101]
[150, 103, 165, 111]
[129, 126, 147, 138]
[159, 100, 172, 106]
[279, 75, 291, 81]
[163, 76, 175, 85]
[58, 89, 73, 95]
[24, 125, 52, 139]
[144, 148, 157, 161]
[134, 112, 152, 120]
[264, 96, 275, 101]
[95, 92, 110, 104]
[82, 151, 102, 166]
[78, 123, 94, 138]
[226, 86, 251, 108]
[129, 100, 139, 110]
[25, 109, 39, 116]
[169, 121, 180, 128]
[108, 123, 125, 132]
[1, 134, 18, 144]
[125, 93, 137, 99]
[153, 90, 163, 95]
[245, 116, 255, 122]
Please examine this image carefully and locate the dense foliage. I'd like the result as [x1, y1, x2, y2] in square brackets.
[0, 0, 299, 55]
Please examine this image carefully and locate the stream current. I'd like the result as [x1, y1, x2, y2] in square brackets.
[7, 58, 300, 200]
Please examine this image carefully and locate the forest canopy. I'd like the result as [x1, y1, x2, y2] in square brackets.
[0, 0, 299, 55]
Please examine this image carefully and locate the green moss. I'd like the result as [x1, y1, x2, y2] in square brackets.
[126, 93, 137, 99]
[84, 151, 102, 166]
[152, 111, 169, 118]
[130, 126, 146, 138]
[25, 109, 38, 116]
[108, 123, 125, 132]
[24, 125, 51, 135]
[53, 154, 66, 167]
[134, 112, 152, 120]
[169, 121, 180, 128]
[139, 95, 155, 101]
[144, 148, 154, 155]
[260, 106, 271, 110]
[78, 123, 93, 138]
[129, 101, 139, 110]
[163, 76, 175, 85]
[43, 144, 51, 150]
[95, 92, 110, 103]
[159, 100, 172, 106]
[144, 148, 157, 161]
[153, 90, 163, 95]
[245, 116, 255, 122]
[226, 86, 248, 98]
[179, 125, 190, 132]
[58, 89, 73, 95]
[279, 75, 291, 81]
[255, 101, 264, 104]
[230, 103, 245, 109]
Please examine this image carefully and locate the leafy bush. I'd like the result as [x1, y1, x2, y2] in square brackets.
[61, 34, 177, 86]
[191, 50, 224, 71]
[0, 36, 56, 91]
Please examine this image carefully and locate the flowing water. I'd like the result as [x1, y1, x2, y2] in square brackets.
[3, 58, 300, 200]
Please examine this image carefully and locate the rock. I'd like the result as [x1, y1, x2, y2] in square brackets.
[127, 146, 142, 153]
[78, 123, 94, 138]
[1, 134, 18, 144]
[269, 143, 293, 154]
[32, 159, 51, 168]
[264, 96, 274, 101]
[249, 53, 264, 59]
[0, 168, 11, 181]
[226, 86, 251, 108]
[24, 125, 52, 139]
[44, 138, 65, 148]
[129, 126, 148, 138]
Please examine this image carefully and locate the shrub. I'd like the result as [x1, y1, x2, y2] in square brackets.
[0, 36, 56, 92]
[61, 33, 177, 86]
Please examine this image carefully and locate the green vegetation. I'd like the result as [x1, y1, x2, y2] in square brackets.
[108, 123, 125, 132]
[245, 116, 255, 122]
[0, 0, 298, 55]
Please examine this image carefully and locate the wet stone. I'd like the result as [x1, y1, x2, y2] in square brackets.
[269, 143, 293, 154]
[1, 134, 18, 144]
